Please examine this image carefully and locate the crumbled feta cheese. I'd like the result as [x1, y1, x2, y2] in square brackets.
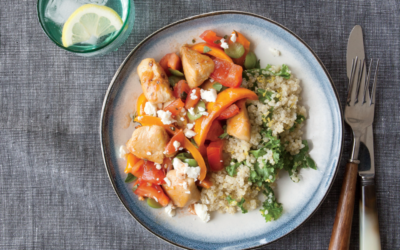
[220, 160, 223, 162]
[144, 102, 158, 116]
[187, 123, 195, 129]
[185, 166, 201, 180]
[190, 89, 198, 100]
[194, 204, 210, 223]
[183, 181, 188, 190]
[230, 33, 237, 42]
[200, 111, 209, 116]
[172, 158, 201, 180]
[164, 177, 172, 187]
[147, 152, 151, 155]
[220, 38, 229, 49]
[119, 145, 128, 159]
[184, 129, 197, 138]
[173, 141, 181, 151]
[198, 106, 205, 112]
[157, 110, 176, 125]
[155, 163, 162, 170]
[165, 203, 176, 217]
[269, 48, 281, 56]
[180, 117, 184, 121]
[209, 78, 214, 82]
[185, 191, 191, 194]
[137, 116, 143, 121]
[179, 147, 183, 150]
[200, 88, 217, 102]
[188, 107, 195, 116]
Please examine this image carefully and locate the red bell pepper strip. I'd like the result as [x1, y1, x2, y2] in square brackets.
[217, 104, 240, 120]
[199, 30, 223, 49]
[207, 139, 225, 171]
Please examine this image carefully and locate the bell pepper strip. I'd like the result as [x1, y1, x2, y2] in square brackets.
[163, 98, 185, 116]
[185, 88, 201, 109]
[199, 30, 224, 49]
[130, 159, 145, 177]
[206, 120, 224, 141]
[136, 93, 148, 116]
[210, 57, 243, 88]
[191, 43, 233, 63]
[134, 180, 170, 207]
[193, 88, 258, 154]
[133, 115, 207, 181]
[159, 53, 182, 76]
[164, 130, 185, 157]
[217, 104, 240, 120]
[124, 153, 140, 173]
[196, 175, 213, 189]
[140, 161, 166, 185]
[174, 80, 191, 100]
[229, 31, 250, 66]
[207, 139, 225, 171]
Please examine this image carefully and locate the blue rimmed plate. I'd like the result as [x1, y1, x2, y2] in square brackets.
[100, 11, 343, 250]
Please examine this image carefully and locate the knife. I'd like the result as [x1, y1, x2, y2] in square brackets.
[346, 25, 381, 250]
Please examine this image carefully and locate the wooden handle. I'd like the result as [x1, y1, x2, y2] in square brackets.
[360, 179, 381, 250]
[329, 162, 358, 250]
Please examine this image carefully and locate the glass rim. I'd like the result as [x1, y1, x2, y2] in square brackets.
[36, 0, 132, 54]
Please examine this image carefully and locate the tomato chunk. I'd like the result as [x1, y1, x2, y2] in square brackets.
[207, 139, 224, 171]
[210, 58, 243, 88]
[164, 98, 185, 116]
[217, 104, 240, 120]
[134, 180, 170, 207]
[206, 120, 224, 141]
[140, 161, 166, 185]
[174, 80, 191, 100]
[159, 53, 182, 75]
[185, 88, 201, 109]
[199, 30, 223, 48]
[164, 130, 185, 157]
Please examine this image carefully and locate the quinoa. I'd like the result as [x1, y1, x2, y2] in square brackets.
[200, 64, 312, 216]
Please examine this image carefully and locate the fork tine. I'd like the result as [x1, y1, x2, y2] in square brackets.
[362, 59, 373, 104]
[370, 59, 380, 105]
[355, 59, 365, 104]
[346, 57, 358, 105]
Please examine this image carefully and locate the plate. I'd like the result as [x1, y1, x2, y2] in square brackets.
[100, 11, 343, 250]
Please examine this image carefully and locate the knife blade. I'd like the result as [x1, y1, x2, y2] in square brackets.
[346, 25, 375, 177]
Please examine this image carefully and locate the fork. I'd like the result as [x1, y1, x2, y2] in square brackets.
[329, 57, 381, 250]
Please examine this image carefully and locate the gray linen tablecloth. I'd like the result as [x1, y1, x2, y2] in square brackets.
[1, 0, 399, 249]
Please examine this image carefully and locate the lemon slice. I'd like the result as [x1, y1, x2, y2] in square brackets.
[62, 4, 123, 47]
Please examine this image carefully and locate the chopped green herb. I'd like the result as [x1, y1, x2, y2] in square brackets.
[257, 89, 274, 103]
[125, 173, 137, 183]
[223, 35, 228, 40]
[214, 40, 221, 44]
[275, 64, 291, 79]
[132, 184, 139, 192]
[226, 159, 242, 177]
[203, 46, 212, 53]
[260, 184, 283, 222]
[190, 138, 198, 148]
[219, 125, 229, 139]
[192, 39, 196, 43]
[237, 198, 248, 214]
[226, 195, 235, 204]
[289, 114, 305, 132]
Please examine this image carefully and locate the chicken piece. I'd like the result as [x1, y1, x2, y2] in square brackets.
[126, 125, 169, 164]
[200, 79, 215, 91]
[180, 46, 215, 88]
[162, 170, 201, 208]
[227, 99, 251, 142]
[137, 58, 174, 104]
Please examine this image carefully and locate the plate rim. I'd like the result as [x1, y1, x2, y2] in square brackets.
[100, 10, 344, 250]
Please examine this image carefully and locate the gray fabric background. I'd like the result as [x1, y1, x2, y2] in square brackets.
[1, 0, 399, 249]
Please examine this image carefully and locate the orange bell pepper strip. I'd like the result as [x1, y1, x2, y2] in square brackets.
[133, 115, 207, 181]
[191, 43, 233, 63]
[136, 93, 148, 116]
[230, 31, 251, 66]
[124, 153, 140, 173]
[193, 88, 258, 154]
